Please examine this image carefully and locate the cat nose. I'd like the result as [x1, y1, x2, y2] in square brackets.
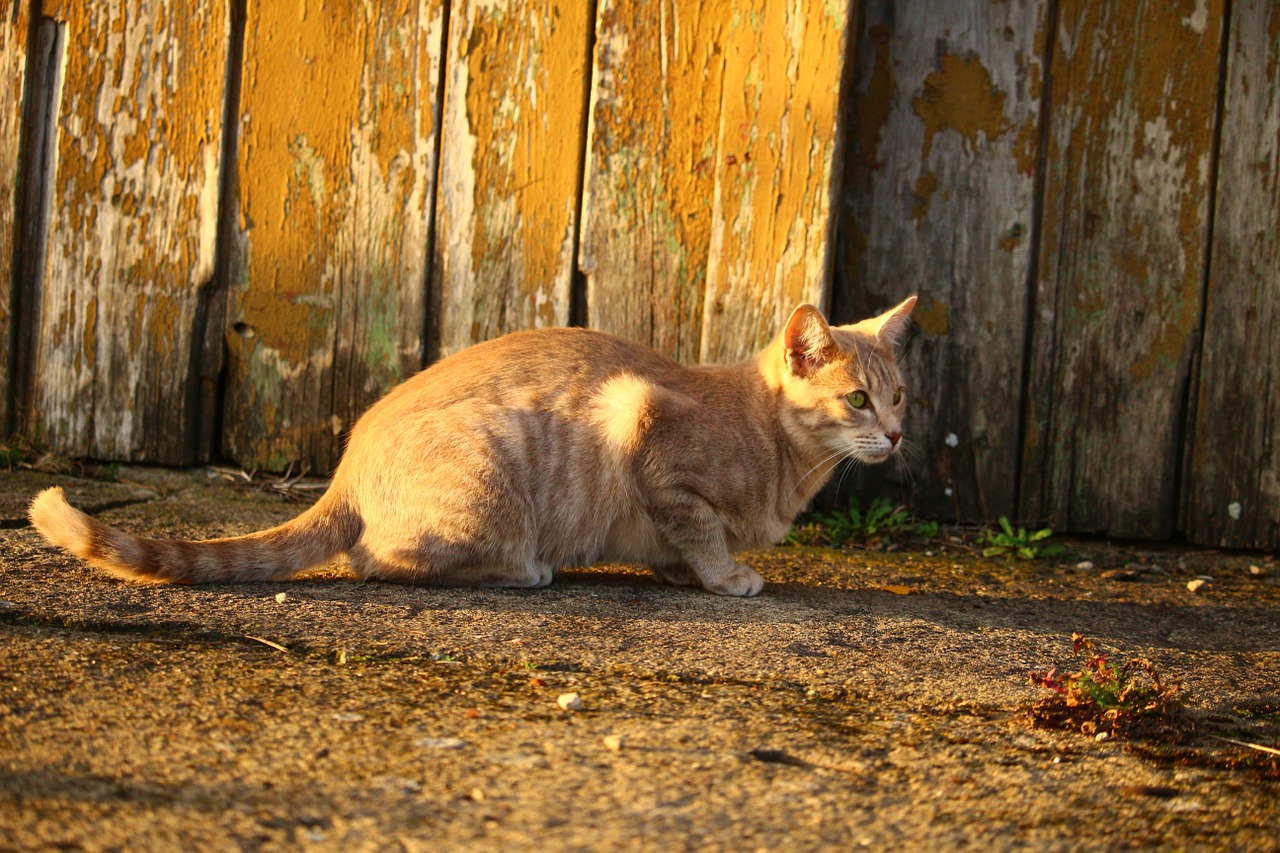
[886, 431, 902, 447]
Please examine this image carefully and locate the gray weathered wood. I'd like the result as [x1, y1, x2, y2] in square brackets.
[1018, 0, 1224, 538]
[222, 0, 444, 472]
[0, 1, 28, 430]
[835, 0, 1049, 522]
[1184, 0, 1280, 549]
[30, 0, 228, 463]
[433, 0, 590, 357]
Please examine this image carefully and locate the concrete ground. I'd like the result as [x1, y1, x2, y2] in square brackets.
[1, 466, 1277, 851]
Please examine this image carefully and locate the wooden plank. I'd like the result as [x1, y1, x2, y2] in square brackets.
[578, 0, 727, 363]
[224, 0, 444, 472]
[581, 0, 855, 365]
[433, 0, 591, 357]
[0, 1, 28, 430]
[31, 0, 228, 463]
[1018, 0, 1224, 538]
[833, 0, 1049, 522]
[698, 0, 854, 364]
[1184, 0, 1280, 549]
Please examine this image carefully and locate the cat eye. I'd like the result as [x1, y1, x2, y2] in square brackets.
[847, 390, 869, 410]
[893, 387, 904, 405]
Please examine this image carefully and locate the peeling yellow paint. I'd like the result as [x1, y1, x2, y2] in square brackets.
[700, 0, 851, 362]
[581, 0, 734, 361]
[227, 0, 443, 470]
[913, 53, 1009, 158]
[911, 170, 938, 224]
[436, 0, 588, 353]
[35, 0, 228, 460]
[914, 296, 950, 337]
[0, 2, 28, 422]
[1130, 321, 1189, 380]
[1013, 114, 1039, 177]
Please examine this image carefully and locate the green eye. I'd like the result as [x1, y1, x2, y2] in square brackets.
[893, 387, 904, 405]
[847, 390, 868, 409]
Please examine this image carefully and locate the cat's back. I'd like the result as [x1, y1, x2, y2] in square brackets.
[363, 326, 692, 424]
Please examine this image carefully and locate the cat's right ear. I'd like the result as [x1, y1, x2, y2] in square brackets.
[783, 305, 837, 378]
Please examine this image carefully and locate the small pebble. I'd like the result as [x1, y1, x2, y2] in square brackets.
[1249, 565, 1267, 577]
[416, 736, 467, 750]
[603, 734, 626, 752]
[557, 692, 583, 711]
[1186, 578, 1209, 593]
[275, 592, 287, 604]
[331, 712, 364, 723]
[1075, 561, 1094, 571]
[1095, 731, 1111, 742]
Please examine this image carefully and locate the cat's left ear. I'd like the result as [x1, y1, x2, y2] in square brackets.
[783, 304, 838, 378]
[851, 295, 917, 347]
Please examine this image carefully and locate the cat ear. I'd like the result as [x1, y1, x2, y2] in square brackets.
[850, 295, 917, 347]
[783, 304, 838, 377]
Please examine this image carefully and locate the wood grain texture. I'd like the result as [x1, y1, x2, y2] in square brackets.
[1018, 0, 1224, 538]
[31, 0, 228, 463]
[0, 1, 28, 428]
[698, 0, 853, 364]
[835, 0, 1049, 522]
[581, 0, 854, 364]
[433, 0, 590, 357]
[1184, 0, 1280, 549]
[224, 0, 444, 472]
[578, 0, 727, 362]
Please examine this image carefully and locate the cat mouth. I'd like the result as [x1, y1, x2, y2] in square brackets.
[855, 446, 898, 464]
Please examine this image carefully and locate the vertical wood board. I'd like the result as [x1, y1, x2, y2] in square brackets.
[835, 0, 1049, 522]
[1018, 0, 1224, 538]
[1184, 0, 1280, 549]
[32, 0, 228, 463]
[578, 0, 731, 363]
[698, 0, 853, 364]
[433, 0, 590, 356]
[225, 0, 444, 472]
[0, 1, 28, 429]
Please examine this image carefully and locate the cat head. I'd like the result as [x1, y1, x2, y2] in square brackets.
[766, 296, 917, 464]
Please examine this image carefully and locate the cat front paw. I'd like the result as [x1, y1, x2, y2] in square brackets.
[701, 565, 764, 597]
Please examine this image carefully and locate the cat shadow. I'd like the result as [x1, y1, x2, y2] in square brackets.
[213, 566, 1280, 655]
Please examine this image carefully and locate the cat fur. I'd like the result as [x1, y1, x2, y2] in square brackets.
[30, 298, 915, 597]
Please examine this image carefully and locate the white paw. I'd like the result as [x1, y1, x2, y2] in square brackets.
[702, 565, 764, 597]
[530, 561, 555, 588]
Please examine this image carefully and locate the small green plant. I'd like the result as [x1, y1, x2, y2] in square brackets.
[1028, 633, 1180, 737]
[913, 520, 941, 540]
[980, 516, 1064, 559]
[0, 441, 29, 469]
[785, 497, 918, 548]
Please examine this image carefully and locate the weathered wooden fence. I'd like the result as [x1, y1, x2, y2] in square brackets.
[1, 0, 1277, 550]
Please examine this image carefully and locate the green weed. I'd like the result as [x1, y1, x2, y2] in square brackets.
[980, 516, 1064, 560]
[785, 497, 931, 549]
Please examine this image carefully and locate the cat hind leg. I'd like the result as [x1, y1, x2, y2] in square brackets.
[349, 537, 554, 589]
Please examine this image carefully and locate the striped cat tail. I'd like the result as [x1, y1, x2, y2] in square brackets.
[28, 486, 357, 583]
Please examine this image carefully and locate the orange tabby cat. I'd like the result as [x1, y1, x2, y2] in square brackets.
[30, 298, 915, 596]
